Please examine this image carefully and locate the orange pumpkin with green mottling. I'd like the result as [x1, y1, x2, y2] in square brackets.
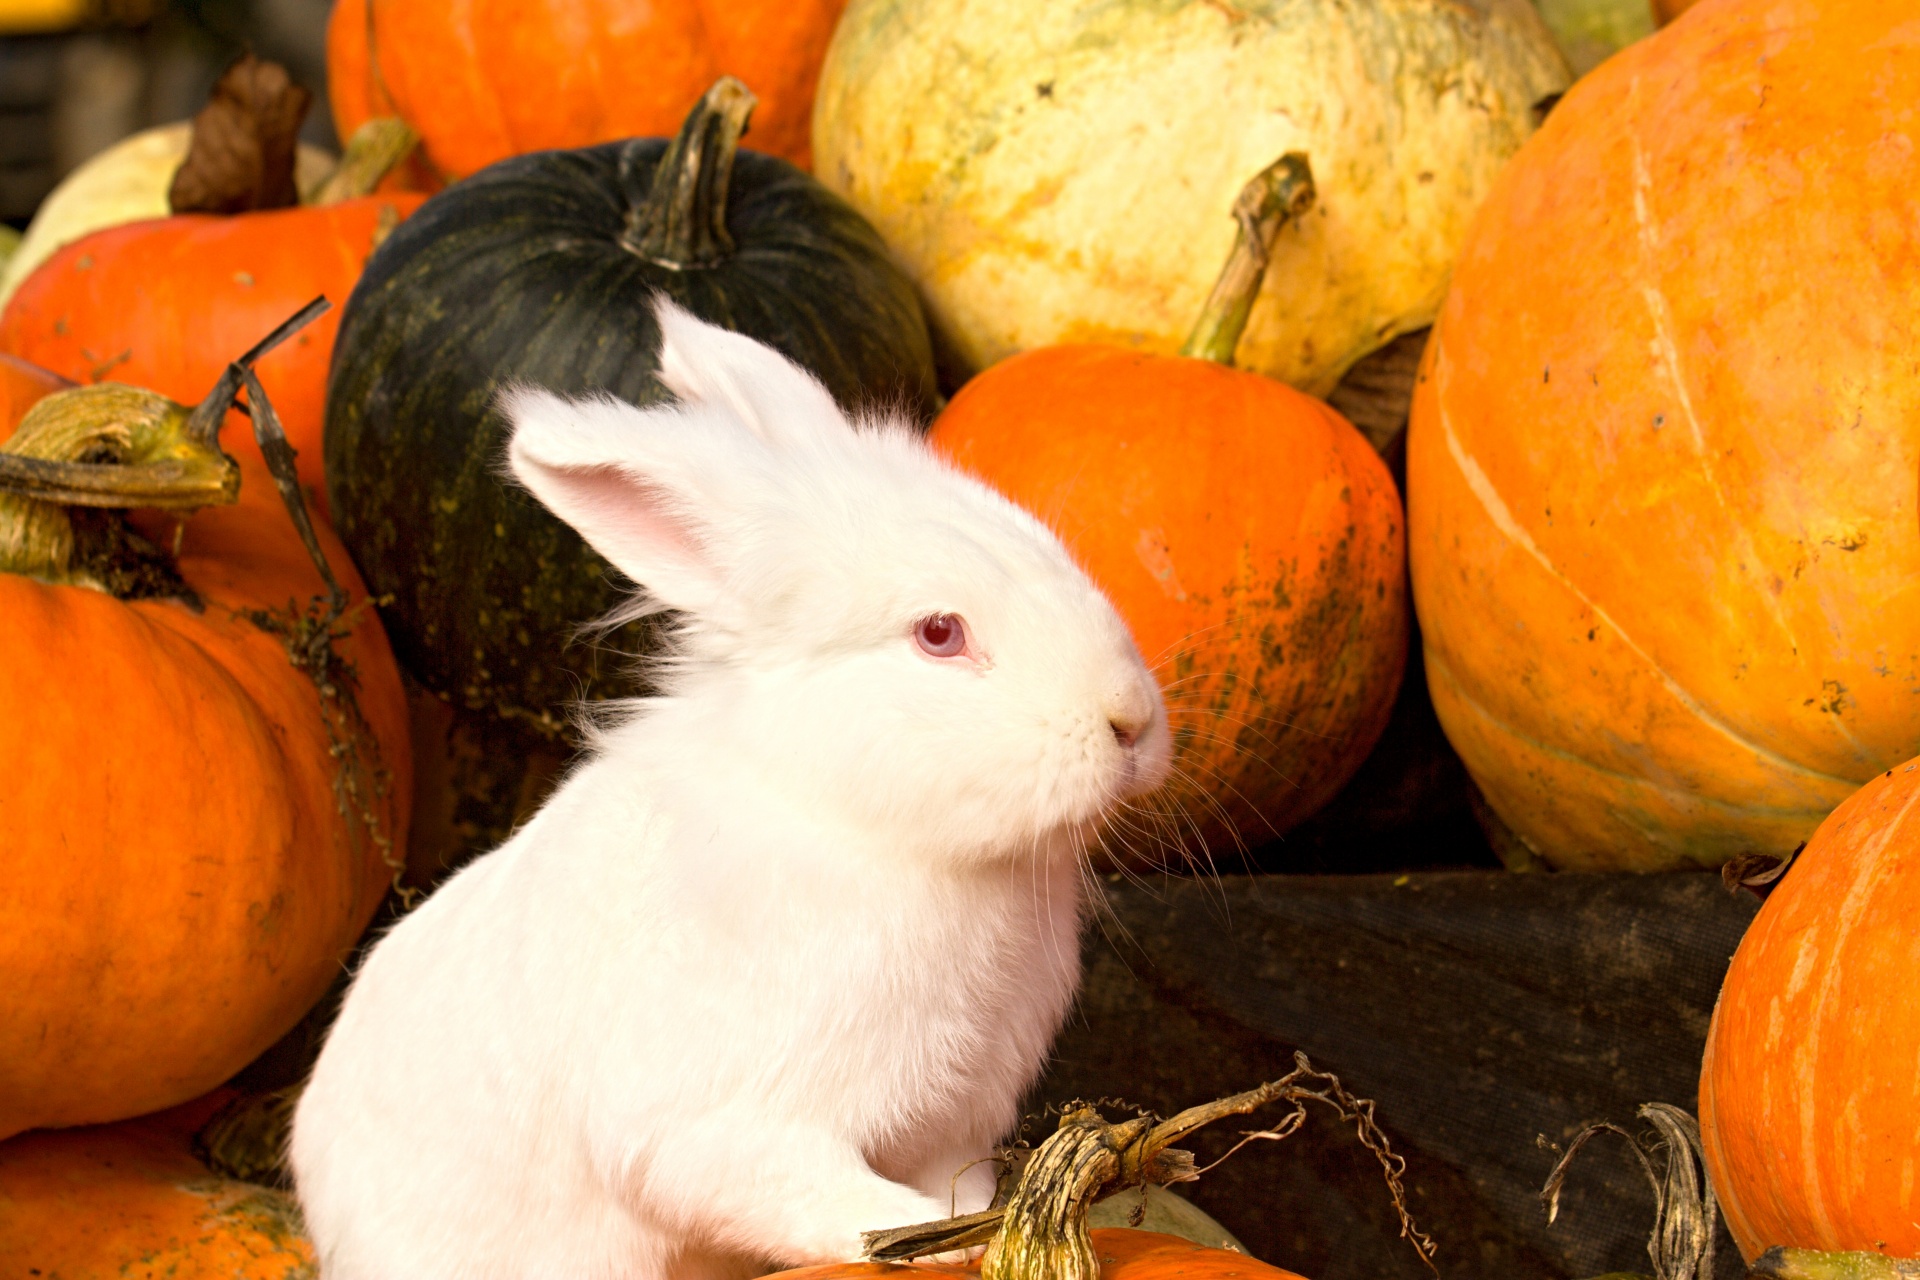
[0, 1091, 314, 1279]
[932, 346, 1406, 858]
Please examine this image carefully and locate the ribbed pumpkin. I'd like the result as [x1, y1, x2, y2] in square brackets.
[0, 1090, 315, 1279]
[1406, 0, 1920, 870]
[814, 0, 1568, 395]
[0, 341, 410, 1140]
[932, 158, 1405, 858]
[326, 79, 937, 731]
[327, 0, 847, 180]
[1698, 759, 1920, 1261]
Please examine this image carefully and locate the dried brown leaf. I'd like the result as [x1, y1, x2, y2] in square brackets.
[168, 54, 312, 215]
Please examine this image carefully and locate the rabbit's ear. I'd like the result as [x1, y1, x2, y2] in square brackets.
[503, 387, 729, 616]
[652, 298, 847, 449]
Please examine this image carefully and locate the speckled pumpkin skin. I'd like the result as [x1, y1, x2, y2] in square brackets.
[324, 141, 937, 730]
[813, 0, 1569, 396]
[0, 1091, 316, 1279]
[933, 346, 1406, 858]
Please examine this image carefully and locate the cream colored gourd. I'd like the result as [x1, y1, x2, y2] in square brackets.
[0, 123, 335, 310]
[813, 0, 1570, 395]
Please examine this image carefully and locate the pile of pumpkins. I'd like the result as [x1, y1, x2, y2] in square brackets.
[2, 0, 1917, 1274]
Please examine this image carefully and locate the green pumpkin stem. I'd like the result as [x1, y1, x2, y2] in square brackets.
[305, 117, 421, 206]
[1179, 153, 1316, 367]
[622, 77, 757, 269]
[860, 1054, 1436, 1280]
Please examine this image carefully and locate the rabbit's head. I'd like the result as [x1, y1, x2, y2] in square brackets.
[504, 301, 1169, 866]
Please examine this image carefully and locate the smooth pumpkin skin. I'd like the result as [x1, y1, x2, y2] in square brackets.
[768, 1229, 1309, 1280]
[327, 0, 846, 179]
[0, 1090, 315, 1278]
[1698, 759, 1920, 1260]
[1406, 0, 1920, 870]
[933, 346, 1406, 857]
[814, 0, 1568, 395]
[0, 388, 412, 1139]
[0, 194, 426, 515]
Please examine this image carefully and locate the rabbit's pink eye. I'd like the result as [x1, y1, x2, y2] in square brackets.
[915, 613, 967, 658]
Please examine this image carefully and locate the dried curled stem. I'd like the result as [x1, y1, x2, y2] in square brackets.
[1539, 1103, 1716, 1280]
[863, 1053, 1437, 1280]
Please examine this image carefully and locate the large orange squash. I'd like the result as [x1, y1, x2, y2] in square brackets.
[932, 158, 1406, 859]
[0, 340, 411, 1140]
[0, 1090, 315, 1279]
[1698, 759, 1920, 1261]
[326, 0, 846, 179]
[1406, 0, 1920, 870]
[0, 193, 424, 512]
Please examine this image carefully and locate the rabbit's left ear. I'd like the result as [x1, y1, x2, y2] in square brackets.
[652, 298, 848, 450]
[503, 386, 738, 617]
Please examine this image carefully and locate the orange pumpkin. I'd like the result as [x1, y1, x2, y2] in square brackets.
[1698, 759, 1920, 1261]
[770, 1230, 1307, 1280]
[1405, 0, 1920, 871]
[0, 193, 425, 513]
[0, 351, 411, 1140]
[0, 1090, 316, 1279]
[326, 0, 846, 180]
[932, 158, 1406, 858]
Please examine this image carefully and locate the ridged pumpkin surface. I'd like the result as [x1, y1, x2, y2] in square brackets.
[1406, 0, 1920, 870]
[1698, 759, 1920, 1260]
[0, 386, 410, 1139]
[0, 1091, 316, 1278]
[0, 195, 425, 512]
[327, 0, 846, 178]
[814, 0, 1568, 395]
[933, 346, 1405, 857]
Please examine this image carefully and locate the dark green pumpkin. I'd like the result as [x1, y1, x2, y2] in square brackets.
[325, 79, 938, 732]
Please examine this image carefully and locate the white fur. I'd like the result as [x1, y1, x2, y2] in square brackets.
[290, 301, 1171, 1280]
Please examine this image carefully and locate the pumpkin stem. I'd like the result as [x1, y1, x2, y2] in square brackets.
[0, 298, 329, 595]
[861, 1053, 1437, 1280]
[305, 117, 420, 206]
[620, 77, 757, 270]
[1179, 153, 1316, 367]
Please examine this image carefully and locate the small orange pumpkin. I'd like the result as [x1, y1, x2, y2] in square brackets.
[931, 157, 1406, 857]
[0, 337, 411, 1140]
[0, 1090, 315, 1279]
[1698, 758, 1920, 1261]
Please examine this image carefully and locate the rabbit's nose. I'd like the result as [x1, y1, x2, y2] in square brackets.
[1105, 680, 1158, 750]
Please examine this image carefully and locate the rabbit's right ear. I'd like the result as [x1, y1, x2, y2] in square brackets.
[502, 387, 729, 616]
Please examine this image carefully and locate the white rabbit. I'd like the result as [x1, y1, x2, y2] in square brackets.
[289, 300, 1171, 1280]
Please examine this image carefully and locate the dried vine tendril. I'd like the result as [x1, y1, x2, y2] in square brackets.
[863, 1052, 1437, 1280]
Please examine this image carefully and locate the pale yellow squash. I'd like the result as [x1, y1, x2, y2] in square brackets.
[814, 0, 1570, 395]
[0, 123, 335, 310]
